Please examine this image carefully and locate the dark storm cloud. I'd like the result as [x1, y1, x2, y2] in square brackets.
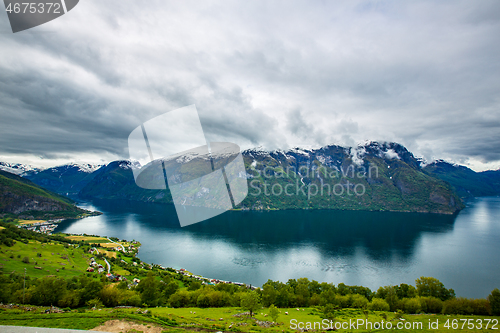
[0, 0, 499, 170]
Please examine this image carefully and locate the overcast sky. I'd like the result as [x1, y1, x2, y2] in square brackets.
[1, 0, 499, 171]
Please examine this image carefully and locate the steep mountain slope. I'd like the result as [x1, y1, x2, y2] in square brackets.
[0, 170, 87, 219]
[423, 160, 500, 198]
[24, 163, 102, 196]
[241, 142, 463, 214]
[76, 142, 463, 214]
[78, 161, 172, 203]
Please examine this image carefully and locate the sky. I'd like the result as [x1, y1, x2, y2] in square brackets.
[0, 0, 499, 171]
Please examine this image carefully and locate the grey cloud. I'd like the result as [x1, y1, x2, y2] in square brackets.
[0, 0, 499, 171]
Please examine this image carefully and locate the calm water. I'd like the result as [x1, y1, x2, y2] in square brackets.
[55, 197, 500, 298]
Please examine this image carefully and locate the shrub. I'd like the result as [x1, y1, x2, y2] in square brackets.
[470, 299, 490, 315]
[418, 296, 443, 314]
[351, 294, 369, 309]
[335, 295, 352, 308]
[168, 290, 191, 308]
[442, 298, 473, 315]
[368, 298, 390, 311]
[403, 298, 421, 314]
[22, 256, 29, 263]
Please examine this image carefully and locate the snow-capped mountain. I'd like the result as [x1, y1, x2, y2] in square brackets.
[4, 141, 499, 214]
[0, 162, 42, 176]
[23, 163, 103, 196]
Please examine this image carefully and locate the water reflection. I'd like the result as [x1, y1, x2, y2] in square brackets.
[55, 198, 500, 298]
[60, 199, 457, 261]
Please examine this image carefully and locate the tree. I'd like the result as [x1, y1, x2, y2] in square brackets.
[163, 280, 179, 299]
[32, 277, 67, 306]
[168, 290, 190, 308]
[351, 294, 369, 309]
[136, 271, 161, 307]
[385, 286, 399, 312]
[418, 296, 443, 314]
[99, 285, 121, 307]
[488, 288, 500, 315]
[396, 283, 416, 299]
[322, 304, 337, 322]
[415, 277, 455, 301]
[269, 304, 280, 323]
[241, 291, 261, 317]
[188, 281, 202, 291]
[80, 279, 103, 306]
[403, 298, 421, 314]
[262, 283, 277, 307]
[368, 298, 390, 311]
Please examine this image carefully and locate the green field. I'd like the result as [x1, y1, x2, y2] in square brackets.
[0, 240, 91, 278]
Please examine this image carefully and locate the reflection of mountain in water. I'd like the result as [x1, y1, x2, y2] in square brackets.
[63, 198, 457, 262]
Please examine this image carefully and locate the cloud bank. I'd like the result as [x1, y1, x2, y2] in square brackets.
[0, 0, 499, 171]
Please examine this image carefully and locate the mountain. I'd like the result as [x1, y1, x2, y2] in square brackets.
[0, 170, 89, 219]
[423, 160, 500, 198]
[240, 142, 463, 214]
[0, 162, 41, 176]
[75, 142, 463, 214]
[78, 161, 172, 203]
[24, 163, 102, 196]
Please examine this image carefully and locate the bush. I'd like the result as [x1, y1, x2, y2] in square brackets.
[168, 290, 191, 308]
[470, 299, 490, 315]
[368, 298, 390, 311]
[418, 296, 442, 314]
[442, 298, 473, 315]
[335, 295, 352, 308]
[351, 294, 369, 309]
[403, 298, 421, 314]
[22, 256, 29, 263]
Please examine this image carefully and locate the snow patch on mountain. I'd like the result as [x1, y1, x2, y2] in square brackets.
[0, 162, 42, 175]
[243, 146, 271, 158]
[289, 147, 311, 157]
[57, 163, 103, 173]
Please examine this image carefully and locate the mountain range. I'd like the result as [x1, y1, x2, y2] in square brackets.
[3, 142, 500, 215]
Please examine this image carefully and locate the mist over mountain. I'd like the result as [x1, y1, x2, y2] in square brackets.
[7, 141, 498, 215]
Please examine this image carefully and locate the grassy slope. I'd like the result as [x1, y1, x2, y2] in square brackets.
[0, 239, 89, 278]
[0, 171, 74, 206]
[0, 228, 139, 279]
[0, 170, 87, 219]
